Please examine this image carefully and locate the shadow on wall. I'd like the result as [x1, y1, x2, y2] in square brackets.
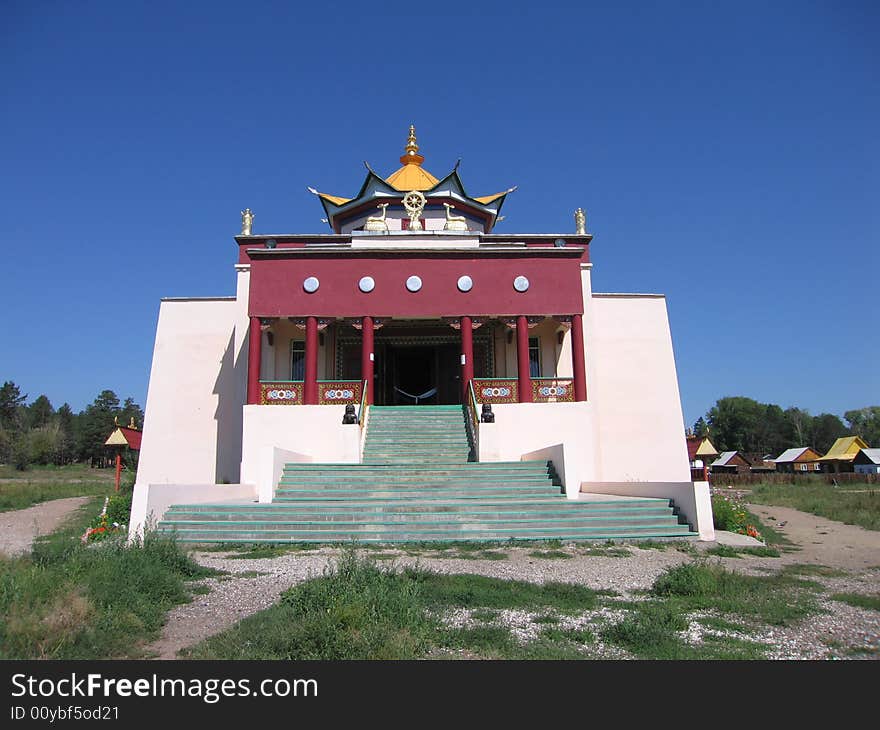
[214, 329, 244, 483]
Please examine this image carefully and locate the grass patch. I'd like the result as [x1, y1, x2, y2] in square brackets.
[782, 564, 848, 578]
[748, 482, 880, 531]
[470, 608, 499, 623]
[695, 616, 749, 633]
[540, 626, 595, 644]
[0, 499, 215, 659]
[705, 545, 781, 558]
[830, 593, 880, 612]
[201, 543, 321, 558]
[185, 551, 600, 660]
[600, 599, 767, 659]
[579, 543, 632, 557]
[0, 464, 114, 512]
[531, 613, 560, 624]
[411, 572, 597, 613]
[651, 561, 822, 626]
[184, 551, 435, 660]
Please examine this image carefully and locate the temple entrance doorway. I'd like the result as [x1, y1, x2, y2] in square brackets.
[381, 343, 460, 405]
[334, 319, 494, 406]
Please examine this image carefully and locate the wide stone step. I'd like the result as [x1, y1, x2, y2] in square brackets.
[283, 461, 545, 470]
[273, 488, 562, 500]
[159, 524, 697, 542]
[277, 478, 555, 487]
[160, 515, 685, 530]
[165, 499, 671, 513]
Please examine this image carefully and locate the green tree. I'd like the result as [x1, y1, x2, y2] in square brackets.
[811, 413, 849, 454]
[76, 390, 121, 464]
[27, 394, 54, 429]
[784, 407, 813, 447]
[54, 403, 75, 465]
[0, 381, 27, 432]
[706, 397, 767, 452]
[692, 417, 708, 437]
[844, 407, 880, 447]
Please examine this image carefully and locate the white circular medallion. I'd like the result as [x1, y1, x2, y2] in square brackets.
[457, 275, 473, 292]
[406, 275, 422, 292]
[513, 275, 530, 292]
[303, 276, 320, 293]
[358, 276, 375, 293]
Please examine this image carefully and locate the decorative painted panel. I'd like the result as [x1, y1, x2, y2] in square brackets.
[318, 380, 362, 405]
[532, 378, 575, 403]
[260, 382, 303, 405]
[473, 378, 519, 404]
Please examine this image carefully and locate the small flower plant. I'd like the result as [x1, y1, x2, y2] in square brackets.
[82, 495, 127, 544]
[710, 489, 763, 542]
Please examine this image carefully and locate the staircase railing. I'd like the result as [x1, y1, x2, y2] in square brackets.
[358, 379, 368, 428]
[465, 379, 480, 461]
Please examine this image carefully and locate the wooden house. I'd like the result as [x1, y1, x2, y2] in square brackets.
[817, 436, 869, 473]
[710, 451, 752, 475]
[773, 447, 821, 474]
[854, 448, 880, 475]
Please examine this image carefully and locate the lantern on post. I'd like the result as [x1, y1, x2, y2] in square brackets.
[104, 417, 142, 492]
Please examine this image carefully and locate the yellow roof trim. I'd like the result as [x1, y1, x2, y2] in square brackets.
[318, 192, 352, 206]
[385, 164, 440, 191]
[474, 191, 508, 205]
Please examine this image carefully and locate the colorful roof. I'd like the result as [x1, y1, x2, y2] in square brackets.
[384, 127, 440, 191]
[309, 125, 515, 233]
[686, 435, 718, 461]
[104, 419, 142, 450]
[817, 435, 869, 462]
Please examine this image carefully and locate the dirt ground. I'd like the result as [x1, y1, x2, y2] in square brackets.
[0, 496, 91, 557]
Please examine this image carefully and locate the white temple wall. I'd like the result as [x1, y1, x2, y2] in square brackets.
[135, 298, 244, 492]
[587, 293, 691, 483]
[477, 402, 598, 498]
[240, 405, 360, 490]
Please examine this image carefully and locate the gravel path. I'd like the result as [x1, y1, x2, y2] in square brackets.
[0, 497, 91, 557]
[145, 506, 880, 660]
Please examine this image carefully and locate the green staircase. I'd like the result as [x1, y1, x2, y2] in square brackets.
[158, 405, 697, 543]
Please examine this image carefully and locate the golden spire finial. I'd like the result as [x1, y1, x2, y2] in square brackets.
[400, 124, 424, 166]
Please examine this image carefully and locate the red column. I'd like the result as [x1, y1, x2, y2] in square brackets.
[570, 314, 587, 402]
[516, 315, 533, 403]
[304, 316, 318, 405]
[362, 316, 374, 405]
[247, 316, 262, 405]
[114, 452, 122, 492]
[460, 316, 474, 402]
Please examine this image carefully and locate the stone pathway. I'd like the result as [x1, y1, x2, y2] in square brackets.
[0, 497, 91, 557]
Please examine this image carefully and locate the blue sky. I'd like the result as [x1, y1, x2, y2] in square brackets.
[1, 0, 877, 427]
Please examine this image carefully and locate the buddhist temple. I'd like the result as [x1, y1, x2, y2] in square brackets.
[130, 127, 714, 542]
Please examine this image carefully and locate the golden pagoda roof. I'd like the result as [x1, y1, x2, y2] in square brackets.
[384, 124, 440, 190]
[309, 125, 516, 232]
